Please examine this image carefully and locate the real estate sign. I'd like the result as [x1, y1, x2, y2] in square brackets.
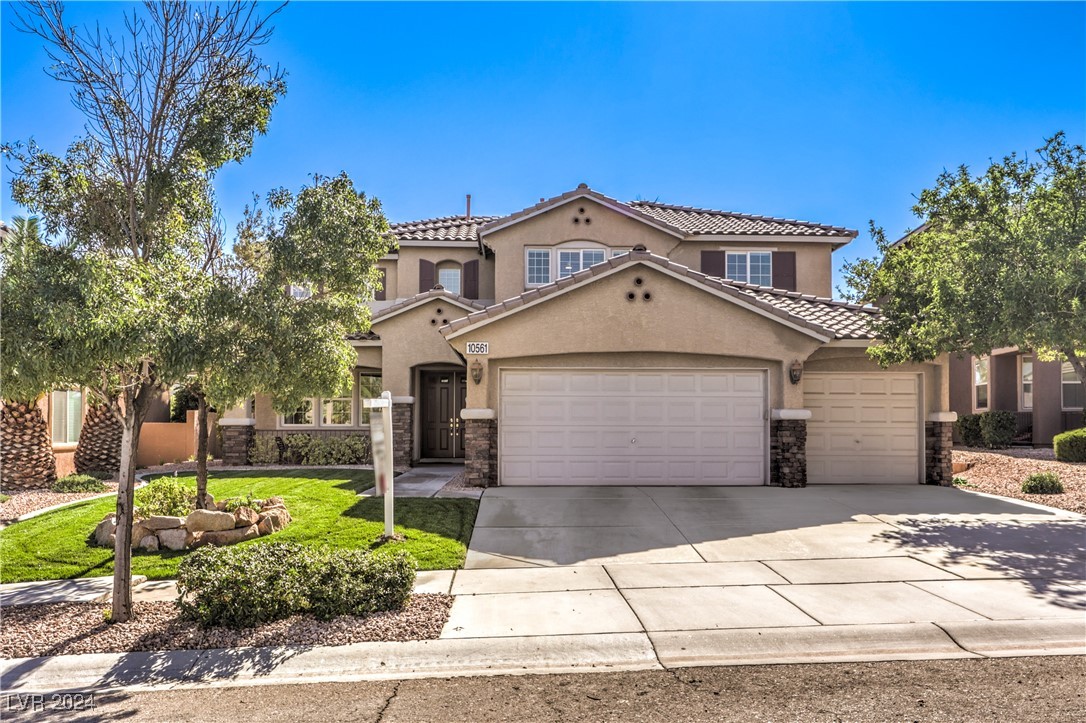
[363, 391, 395, 537]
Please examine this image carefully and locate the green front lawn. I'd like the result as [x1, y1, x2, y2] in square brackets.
[0, 469, 478, 583]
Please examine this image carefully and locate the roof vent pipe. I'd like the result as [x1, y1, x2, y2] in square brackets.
[466, 194, 471, 220]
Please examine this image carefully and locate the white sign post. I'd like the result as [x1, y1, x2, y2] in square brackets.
[363, 391, 395, 538]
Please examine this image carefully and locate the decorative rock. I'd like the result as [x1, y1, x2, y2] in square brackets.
[131, 523, 155, 549]
[261, 496, 284, 509]
[144, 515, 184, 530]
[185, 509, 236, 532]
[200, 492, 215, 509]
[94, 516, 117, 547]
[233, 506, 259, 528]
[138, 534, 160, 551]
[257, 507, 291, 535]
[157, 528, 188, 551]
[187, 530, 203, 547]
[200, 524, 259, 546]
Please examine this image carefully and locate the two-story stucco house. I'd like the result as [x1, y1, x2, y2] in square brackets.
[222, 185, 956, 488]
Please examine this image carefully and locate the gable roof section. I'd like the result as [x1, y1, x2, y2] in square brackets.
[389, 215, 502, 242]
[441, 250, 879, 342]
[371, 287, 487, 325]
[628, 201, 858, 239]
[478, 184, 687, 240]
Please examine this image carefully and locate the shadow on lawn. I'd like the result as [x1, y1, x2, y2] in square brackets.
[339, 496, 478, 543]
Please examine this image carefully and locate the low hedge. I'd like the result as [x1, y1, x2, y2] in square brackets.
[176, 542, 416, 628]
[250, 433, 372, 466]
[51, 474, 107, 494]
[956, 411, 1016, 449]
[1053, 427, 1086, 463]
[955, 414, 984, 447]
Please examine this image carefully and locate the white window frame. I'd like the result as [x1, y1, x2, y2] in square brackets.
[557, 248, 606, 279]
[724, 251, 773, 286]
[321, 397, 354, 427]
[973, 356, 990, 412]
[50, 389, 84, 446]
[1019, 355, 1033, 411]
[356, 373, 383, 426]
[526, 243, 611, 287]
[437, 266, 461, 295]
[526, 249, 551, 286]
[280, 399, 316, 427]
[288, 284, 312, 300]
[1062, 361, 1084, 410]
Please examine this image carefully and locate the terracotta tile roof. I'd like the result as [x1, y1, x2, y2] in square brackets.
[441, 250, 880, 340]
[627, 201, 858, 238]
[371, 286, 488, 323]
[346, 330, 380, 341]
[389, 215, 502, 242]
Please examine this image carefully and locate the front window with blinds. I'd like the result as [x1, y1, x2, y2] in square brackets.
[282, 399, 314, 426]
[321, 398, 353, 426]
[1063, 362, 1084, 409]
[51, 389, 83, 444]
[973, 357, 990, 410]
[557, 249, 606, 278]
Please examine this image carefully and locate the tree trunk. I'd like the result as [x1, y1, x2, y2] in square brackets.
[196, 392, 210, 509]
[74, 404, 123, 475]
[111, 406, 139, 623]
[0, 399, 57, 491]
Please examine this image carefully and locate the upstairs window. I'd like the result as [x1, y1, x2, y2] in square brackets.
[437, 266, 461, 295]
[527, 249, 551, 285]
[1063, 362, 1084, 409]
[557, 249, 606, 278]
[725, 252, 772, 286]
[973, 357, 990, 411]
[51, 389, 83, 444]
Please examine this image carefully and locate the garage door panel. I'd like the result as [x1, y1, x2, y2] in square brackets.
[805, 373, 920, 485]
[500, 370, 767, 485]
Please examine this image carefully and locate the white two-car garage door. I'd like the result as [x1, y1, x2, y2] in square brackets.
[499, 370, 767, 486]
[805, 373, 922, 484]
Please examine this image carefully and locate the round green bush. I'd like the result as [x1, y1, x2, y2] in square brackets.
[1021, 472, 1064, 495]
[1053, 427, 1086, 463]
[51, 474, 107, 493]
[979, 410, 1017, 449]
[134, 476, 196, 517]
[307, 549, 416, 620]
[955, 414, 984, 447]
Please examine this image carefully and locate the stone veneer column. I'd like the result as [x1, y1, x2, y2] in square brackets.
[770, 409, 810, 488]
[390, 398, 414, 470]
[925, 412, 957, 486]
[218, 420, 255, 466]
[462, 409, 497, 487]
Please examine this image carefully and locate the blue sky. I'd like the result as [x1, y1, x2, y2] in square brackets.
[3, 1, 1084, 293]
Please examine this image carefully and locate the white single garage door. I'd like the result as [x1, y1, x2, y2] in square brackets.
[805, 373, 922, 484]
[499, 370, 767, 485]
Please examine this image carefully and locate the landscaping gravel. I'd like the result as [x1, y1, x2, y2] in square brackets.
[440, 472, 476, 492]
[0, 483, 118, 523]
[0, 594, 453, 658]
[953, 447, 1086, 514]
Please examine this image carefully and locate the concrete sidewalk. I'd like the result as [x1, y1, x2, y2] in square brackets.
[360, 464, 481, 499]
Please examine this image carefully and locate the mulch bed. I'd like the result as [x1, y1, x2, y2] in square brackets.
[1, 594, 453, 659]
[953, 448, 1086, 515]
[0, 484, 118, 523]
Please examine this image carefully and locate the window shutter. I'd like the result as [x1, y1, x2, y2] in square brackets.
[772, 251, 797, 291]
[463, 259, 479, 299]
[701, 250, 726, 277]
[419, 260, 436, 292]
[374, 268, 387, 301]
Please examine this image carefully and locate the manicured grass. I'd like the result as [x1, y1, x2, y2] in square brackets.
[0, 469, 478, 583]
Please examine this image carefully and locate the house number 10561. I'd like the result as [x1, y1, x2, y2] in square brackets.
[466, 342, 489, 355]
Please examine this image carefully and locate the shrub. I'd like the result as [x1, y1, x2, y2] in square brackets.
[169, 386, 201, 423]
[221, 492, 260, 513]
[177, 542, 317, 628]
[0, 494, 10, 504]
[283, 434, 314, 464]
[1021, 472, 1064, 494]
[176, 543, 417, 628]
[956, 414, 984, 447]
[279, 434, 372, 466]
[51, 474, 107, 493]
[979, 410, 1017, 449]
[135, 475, 196, 517]
[307, 549, 416, 620]
[1053, 427, 1086, 463]
[250, 435, 280, 465]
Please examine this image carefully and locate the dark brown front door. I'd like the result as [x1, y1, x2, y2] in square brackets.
[421, 371, 467, 458]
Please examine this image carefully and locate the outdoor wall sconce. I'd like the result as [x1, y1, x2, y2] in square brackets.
[470, 359, 484, 385]
[789, 360, 803, 385]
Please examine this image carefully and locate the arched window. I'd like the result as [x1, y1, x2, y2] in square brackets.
[436, 261, 462, 295]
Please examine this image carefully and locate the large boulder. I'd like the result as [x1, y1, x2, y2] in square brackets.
[257, 507, 291, 535]
[185, 509, 236, 532]
[131, 523, 155, 549]
[157, 528, 188, 551]
[233, 506, 259, 528]
[138, 534, 160, 552]
[94, 515, 117, 548]
[144, 515, 184, 530]
[200, 524, 259, 546]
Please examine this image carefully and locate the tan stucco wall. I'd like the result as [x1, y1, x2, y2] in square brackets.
[372, 298, 469, 396]
[393, 247, 494, 300]
[446, 263, 827, 410]
[355, 345, 382, 370]
[803, 347, 950, 414]
[668, 239, 835, 298]
[483, 198, 681, 302]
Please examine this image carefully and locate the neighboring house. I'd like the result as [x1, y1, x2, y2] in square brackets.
[950, 350, 1083, 446]
[227, 185, 956, 487]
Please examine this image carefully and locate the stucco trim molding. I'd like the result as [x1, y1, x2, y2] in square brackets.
[771, 409, 813, 421]
[460, 408, 496, 420]
[391, 396, 415, 405]
[217, 418, 256, 427]
[927, 411, 958, 423]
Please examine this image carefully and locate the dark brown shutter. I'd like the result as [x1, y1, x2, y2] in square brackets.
[772, 251, 797, 291]
[374, 268, 387, 301]
[701, 250, 726, 277]
[419, 260, 435, 292]
[463, 259, 479, 299]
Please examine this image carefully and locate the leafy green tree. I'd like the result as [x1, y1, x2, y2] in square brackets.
[843, 133, 1086, 396]
[2, 1, 285, 622]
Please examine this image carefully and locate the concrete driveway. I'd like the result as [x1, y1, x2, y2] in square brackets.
[446, 485, 1085, 664]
